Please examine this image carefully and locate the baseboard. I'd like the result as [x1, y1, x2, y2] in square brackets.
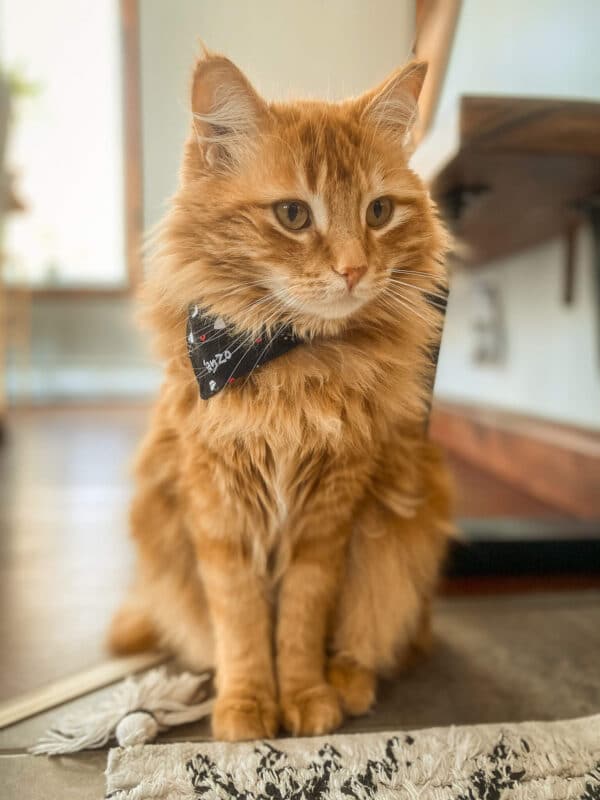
[430, 401, 600, 519]
[0, 652, 165, 730]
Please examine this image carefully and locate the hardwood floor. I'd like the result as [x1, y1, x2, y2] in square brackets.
[0, 405, 577, 702]
[0, 406, 145, 702]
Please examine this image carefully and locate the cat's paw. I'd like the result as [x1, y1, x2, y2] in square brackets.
[280, 684, 343, 736]
[327, 656, 376, 717]
[212, 692, 279, 741]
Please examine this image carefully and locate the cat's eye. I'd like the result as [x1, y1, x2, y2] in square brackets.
[273, 200, 311, 231]
[366, 197, 393, 228]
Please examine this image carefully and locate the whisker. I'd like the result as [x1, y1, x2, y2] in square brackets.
[221, 307, 285, 387]
[187, 294, 278, 354]
[380, 290, 435, 326]
[387, 278, 449, 305]
[189, 299, 286, 378]
[270, 286, 315, 317]
[392, 267, 448, 286]
[190, 298, 288, 380]
[237, 325, 285, 388]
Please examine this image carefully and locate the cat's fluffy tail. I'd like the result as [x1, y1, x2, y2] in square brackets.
[107, 601, 160, 655]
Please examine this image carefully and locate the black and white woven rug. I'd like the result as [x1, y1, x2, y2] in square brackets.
[105, 714, 600, 799]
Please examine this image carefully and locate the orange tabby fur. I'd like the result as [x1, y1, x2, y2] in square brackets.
[108, 52, 453, 741]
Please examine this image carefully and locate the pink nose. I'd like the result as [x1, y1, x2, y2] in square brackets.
[334, 264, 367, 291]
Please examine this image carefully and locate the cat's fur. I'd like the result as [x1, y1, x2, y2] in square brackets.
[109, 52, 453, 741]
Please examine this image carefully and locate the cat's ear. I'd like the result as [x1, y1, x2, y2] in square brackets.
[358, 61, 427, 149]
[191, 52, 268, 170]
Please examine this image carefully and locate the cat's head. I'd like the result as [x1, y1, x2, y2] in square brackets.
[155, 52, 445, 341]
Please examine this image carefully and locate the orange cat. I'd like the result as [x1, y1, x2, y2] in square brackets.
[109, 51, 453, 741]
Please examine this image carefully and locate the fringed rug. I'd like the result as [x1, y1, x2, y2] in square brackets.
[106, 714, 600, 799]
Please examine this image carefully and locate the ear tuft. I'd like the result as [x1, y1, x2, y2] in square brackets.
[360, 61, 428, 149]
[191, 54, 267, 170]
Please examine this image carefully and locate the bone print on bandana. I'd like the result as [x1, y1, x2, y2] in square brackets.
[186, 305, 302, 399]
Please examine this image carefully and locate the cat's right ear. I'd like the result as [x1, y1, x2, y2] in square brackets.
[191, 53, 268, 170]
[357, 61, 428, 151]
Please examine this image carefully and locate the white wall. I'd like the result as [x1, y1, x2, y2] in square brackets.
[423, 0, 600, 429]
[439, 0, 600, 119]
[436, 231, 600, 428]
[140, 0, 415, 229]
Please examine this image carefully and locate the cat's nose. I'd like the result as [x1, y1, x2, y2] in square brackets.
[334, 264, 367, 291]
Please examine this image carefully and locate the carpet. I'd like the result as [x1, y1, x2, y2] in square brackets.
[105, 714, 600, 799]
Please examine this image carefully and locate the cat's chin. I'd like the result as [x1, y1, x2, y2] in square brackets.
[292, 294, 367, 322]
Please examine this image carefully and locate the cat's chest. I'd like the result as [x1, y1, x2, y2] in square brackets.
[266, 450, 295, 527]
[249, 438, 340, 555]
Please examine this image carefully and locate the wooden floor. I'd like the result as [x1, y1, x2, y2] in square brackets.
[0, 405, 573, 702]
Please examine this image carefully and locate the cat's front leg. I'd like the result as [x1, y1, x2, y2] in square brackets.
[276, 485, 356, 737]
[185, 457, 278, 742]
[195, 531, 278, 741]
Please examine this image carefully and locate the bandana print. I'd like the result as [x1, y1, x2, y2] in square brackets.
[186, 305, 302, 399]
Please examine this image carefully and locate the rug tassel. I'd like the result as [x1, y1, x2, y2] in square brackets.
[30, 667, 214, 755]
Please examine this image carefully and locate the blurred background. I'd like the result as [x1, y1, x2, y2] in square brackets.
[0, 0, 599, 703]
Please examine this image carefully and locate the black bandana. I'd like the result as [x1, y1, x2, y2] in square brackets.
[186, 305, 302, 399]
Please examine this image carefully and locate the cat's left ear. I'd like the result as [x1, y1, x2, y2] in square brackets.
[191, 52, 269, 170]
[358, 61, 428, 149]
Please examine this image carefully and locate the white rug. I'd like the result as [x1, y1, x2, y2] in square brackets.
[106, 714, 600, 799]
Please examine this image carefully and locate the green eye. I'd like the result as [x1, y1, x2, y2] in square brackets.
[274, 200, 311, 231]
[366, 197, 393, 228]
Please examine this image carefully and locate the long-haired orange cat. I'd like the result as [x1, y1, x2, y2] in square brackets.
[109, 51, 453, 741]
